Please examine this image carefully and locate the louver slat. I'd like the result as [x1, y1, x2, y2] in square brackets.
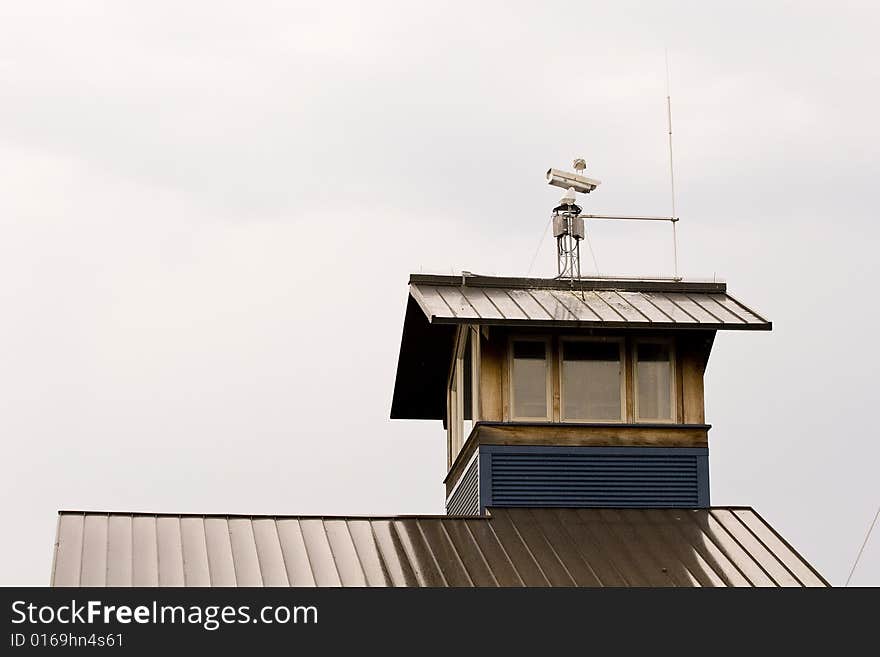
[446, 456, 480, 516]
[488, 449, 705, 508]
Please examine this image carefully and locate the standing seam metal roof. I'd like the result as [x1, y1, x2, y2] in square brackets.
[409, 275, 771, 330]
[51, 507, 826, 587]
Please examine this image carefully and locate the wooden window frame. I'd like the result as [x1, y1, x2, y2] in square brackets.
[632, 336, 677, 424]
[558, 336, 626, 423]
[507, 335, 553, 423]
[448, 326, 481, 465]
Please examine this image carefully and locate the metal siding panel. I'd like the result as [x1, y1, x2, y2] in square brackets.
[459, 286, 505, 320]
[710, 510, 802, 587]
[523, 508, 603, 586]
[550, 508, 629, 586]
[251, 519, 290, 587]
[567, 508, 668, 586]
[227, 519, 264, 586]
[527, 289, 579, 321]
[80, 515, 108, 587]
[324, 520, 368, 587]
[203, 518, 237, 587]
[688, 294, 745, 324]
[53, 514, 84, 586]
[590, 509, 680, 586]
[435, 285, 480, 319]
[391, 519, 448, 586]
[482, 511, 549, 586]
[132, 516, 159, 587]
[410, 284, 454, 320]
[683, 511, 776, 587]
[437, 520, 497, 587]
[408, 281, 769, 328]
[52, 509, 820, 588]
[298, 519, 342, 586]
[578, 291, 624, 322]
[547, 289, 601, 322]
[347, 520, 393, 587]
[712, 294, 767, 324]
[370, 520, 420, 587]
[504, 288, 553, 320]
[106, 515, 133, 586]
[656, 510, 750, 587]
[548, 290, 600, 322]
[642, 293, 698, 323]
[664, 293, 722, 323]
[731, 510, 826, 587]
[481, 287, 529, 320]
[156, 516, 185, 587]
[462, 518, 525, 586]
[446, 456, 480, 516]
[595, 290, 650, 322]
[489, 508, 575, 586]
[612, 509, 703, 586]
[615, 291, 672, 322]
[179, 517, 211, 586]
[414, 519, 473, 586]
[275, 519, 317, 587]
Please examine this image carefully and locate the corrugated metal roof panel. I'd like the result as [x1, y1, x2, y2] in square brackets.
[51, 508, 825, 587]
[408, 275, 771, 330]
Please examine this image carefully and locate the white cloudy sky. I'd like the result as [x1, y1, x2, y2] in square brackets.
[1, 1, 878, 586]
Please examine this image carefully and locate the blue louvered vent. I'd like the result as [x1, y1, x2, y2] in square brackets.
[446, 455, 480, 516]
[487, 447, 707, 508]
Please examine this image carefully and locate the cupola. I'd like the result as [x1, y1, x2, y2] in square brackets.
[390, 161, 771, 515]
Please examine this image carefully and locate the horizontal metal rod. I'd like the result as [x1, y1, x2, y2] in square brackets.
[581, 214, 678, 222]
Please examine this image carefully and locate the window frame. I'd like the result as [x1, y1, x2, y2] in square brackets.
[448, 326, 480, 464]
[507, 335, 553, 422]
[632, 336, 677, 423]
[558, 336, 626, 423]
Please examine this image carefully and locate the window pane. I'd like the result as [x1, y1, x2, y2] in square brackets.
[512, 340, 548, 418]
[462, 332, 472, 422]
[562, 341, 621, 421]
[636, 342, 672, 420]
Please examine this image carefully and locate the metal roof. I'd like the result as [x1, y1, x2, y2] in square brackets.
[409, 274, 771, 330]
[51, 507, 826, 587]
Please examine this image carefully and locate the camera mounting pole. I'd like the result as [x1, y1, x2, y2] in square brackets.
[546, 158, 682, 282]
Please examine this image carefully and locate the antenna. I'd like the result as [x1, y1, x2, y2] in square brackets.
[666, 50, 680, 279]
[541, 57, 684, 281]
[544, 157, 679, 281]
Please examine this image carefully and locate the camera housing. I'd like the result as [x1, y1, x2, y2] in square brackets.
[546, 168, 601, 194]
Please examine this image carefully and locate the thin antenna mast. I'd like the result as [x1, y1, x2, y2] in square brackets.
[665, 50, 680, 280]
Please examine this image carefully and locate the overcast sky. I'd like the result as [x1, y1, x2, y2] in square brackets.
[1, 1, 878, 586]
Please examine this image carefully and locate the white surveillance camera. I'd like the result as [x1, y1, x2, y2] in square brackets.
[546, 168, 601, 194]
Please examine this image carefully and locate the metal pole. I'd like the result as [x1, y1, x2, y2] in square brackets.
[666, 50, 679, 279]
[581, 214, 677, 222]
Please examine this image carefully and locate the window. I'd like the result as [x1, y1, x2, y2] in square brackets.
[634, 340, 675, 422]
[560, 339, 624, 422]
[461, 329, 474, 440]
[449, 328, 479, 462]
[510, 338, 550, 420]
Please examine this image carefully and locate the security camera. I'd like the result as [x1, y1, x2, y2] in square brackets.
[546, 168, 601, 194]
